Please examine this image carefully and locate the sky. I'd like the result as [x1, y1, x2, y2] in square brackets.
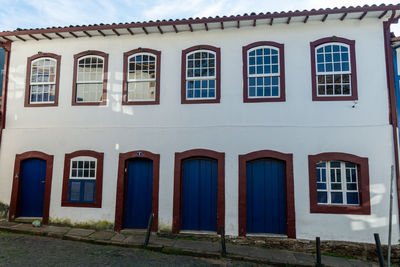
[0, 0, 400, 34]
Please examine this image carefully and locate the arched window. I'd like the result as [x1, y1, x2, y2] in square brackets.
[243, 42, 285, 102]
[310, 37, 357, 101]
[25, 53, 61, 106]
[122, 48, 160, 105]
[72, 51, 108, 105]
[308, 152, 370, 214]
[181, 45, 220, 104]
[62, 150, 104, 208]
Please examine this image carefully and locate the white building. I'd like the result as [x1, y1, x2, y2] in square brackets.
[0, 4, 399, 244]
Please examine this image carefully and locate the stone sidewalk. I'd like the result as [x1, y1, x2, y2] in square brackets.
[0, 221, 378, 267]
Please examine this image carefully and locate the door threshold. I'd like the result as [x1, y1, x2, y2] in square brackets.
[15, 217, 42, 223]
[246, 233, 288, 238]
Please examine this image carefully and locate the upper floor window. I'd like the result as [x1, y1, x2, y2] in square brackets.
[310, 37, 357, 101]
[61, 150, 104, 208]
[243, 42, 285, 102]
[181, 45, 220, 104]
[308, 152, 370, 215]
[25, 53, 61, 107]
[72, 51, 108, 105]
[123, 48, 160, 105]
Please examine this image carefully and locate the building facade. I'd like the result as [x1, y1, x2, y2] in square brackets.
[0, 5, 399, 244]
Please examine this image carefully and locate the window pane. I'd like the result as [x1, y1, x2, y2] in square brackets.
[127, 81, 156, 101]
[317, 192, 328, 204]
[331, 192, 343, 204]
[83, 181, 95, 203]
[70, 181, 81, 201]
[347, 192, 359, 205]
[76, 83, 103, 102]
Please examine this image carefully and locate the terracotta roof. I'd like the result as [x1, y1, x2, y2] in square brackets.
[1, 3, 400, 43]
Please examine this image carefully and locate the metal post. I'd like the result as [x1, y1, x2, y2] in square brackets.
[144, 213, 154, 248]
[388, 165, 394, 267]
[220, 226, 226, 257]
[374, 233, 385, 267]
[316, 237, 322, 267]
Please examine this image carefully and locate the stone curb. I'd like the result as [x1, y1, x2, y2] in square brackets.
[0, 225, 375, 267]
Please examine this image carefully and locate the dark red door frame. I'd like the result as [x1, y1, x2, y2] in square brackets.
[172, 149, 225, 234]
[9, 151, 54, 224]
[114, 150, 160, 232]
[238, 150, 296, 238]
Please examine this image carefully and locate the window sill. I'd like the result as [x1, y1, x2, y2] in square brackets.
[244, 96, 285, 103]
[61, 202, 101, 208]
[122, 100, 159, 105]
[181, 98, 220, 104]
[310, 204, 370, 215]
[312, 95, 358, 101]
[25, 103, 58, 107]
[72, 101, 107, 106]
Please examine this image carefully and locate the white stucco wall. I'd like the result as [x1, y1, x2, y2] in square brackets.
[0, 18, 398, 244]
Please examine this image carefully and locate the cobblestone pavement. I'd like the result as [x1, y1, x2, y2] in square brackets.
[0, 232, 268, 267]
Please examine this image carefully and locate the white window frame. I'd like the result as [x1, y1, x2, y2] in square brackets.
[70, 156, 97, 180]
[127, 52, 157, 102]
[317, 161, 359, 206]
[76, 55, 104, 103]
[185, 49, 217, 100]
[315, 42, 352, 97]
[30, 57, 57, 104]
[247, 45, 280, 99]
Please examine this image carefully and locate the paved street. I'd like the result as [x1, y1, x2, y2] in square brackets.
[0, 232, 266, 267]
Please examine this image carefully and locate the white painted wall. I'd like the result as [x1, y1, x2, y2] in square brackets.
[0, 18, 398, 244]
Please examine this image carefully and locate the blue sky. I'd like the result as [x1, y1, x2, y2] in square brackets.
[0, 0, 400, 33]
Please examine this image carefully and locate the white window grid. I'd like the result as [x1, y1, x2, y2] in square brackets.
[30, 57, 57, 104]
[317, 161, 359, 205]
[247, 46, 280, 98]
[127, 52, 157, 101]
[76, 56, 104, 103]
[70, 156, 97, 180]
[186, 50, 216, 100]
[315, 42, 351, 97]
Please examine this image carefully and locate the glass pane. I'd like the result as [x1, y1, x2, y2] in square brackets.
[83, 181, 95, 203]
[76, 83, 103, 102]
[70, 181, 81, 201]
[331, 192, 343, 204]
[128, 81, 156, 101]
[347, 192, 359, 205]
[317, 192, 327, 204]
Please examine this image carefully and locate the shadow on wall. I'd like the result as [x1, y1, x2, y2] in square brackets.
[0, 202, 9, 219]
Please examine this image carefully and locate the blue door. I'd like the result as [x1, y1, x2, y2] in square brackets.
[246, 159, 286, 234]
[124, 158, 153, 229]
[19, 159, 47, 218]
[181, 158, 217, 231]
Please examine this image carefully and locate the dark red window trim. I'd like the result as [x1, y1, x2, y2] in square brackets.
[310, 37, 358, 101]
[72, 50, 109, 106]
[9, 151, 54, 224]
[308, 152, 370, 214]
[25, 53, 61, 107]
[122, 48, 161, 105]
[181, 45, 221, 104]
[114, 150, 160, 232]
[172, 149, 225, 234]
[61, 150, 104, 208]
[238, 150, 295, 238]
[0, 41, 11, 147]
[242, 41, 286, 103]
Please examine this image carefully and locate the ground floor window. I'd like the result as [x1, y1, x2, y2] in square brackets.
[308, 152, 370, 214]
[61, 150, 103, 208]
